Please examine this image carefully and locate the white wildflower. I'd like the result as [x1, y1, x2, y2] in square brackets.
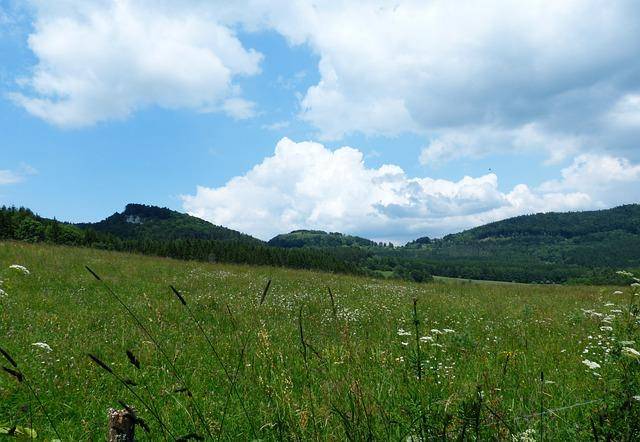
[582, 359, 601, 370]
[397, 328, 412, 336]
[512, 428, 536, 442]
[600, 326, 613, 332]
[430, 329, 443, 335]
[0, 288, 6, 297]
[620, 340, 635, 345]
[443, 328, 456, 333]
[31, 342, 52, 352]
[420, 336, 434, 342]
[633, 395, 640, 402]
[401, 341, 409, 346]
[9, 264, 30, 275]
[631, 282, 640, 287]
[616, 270, 633, 277]
[613, 290, 623, 295]
[622, 347, 640, 359]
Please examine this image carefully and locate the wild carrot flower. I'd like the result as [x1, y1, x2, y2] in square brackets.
[32, 342, 52, 352]
[8, 265, 30, 275]
[582, 359, 601, 370]
[397, 328, 411, 336]
[622, 347, 640, 359]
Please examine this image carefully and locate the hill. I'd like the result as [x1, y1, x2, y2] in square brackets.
[268, 229, 377, 248]
[265, 205, 640, 284]
[0, 205, 367, 277]
[78, 203, 261, 244]
[397, 204, 640, 282]
[2, 203, 640, 284]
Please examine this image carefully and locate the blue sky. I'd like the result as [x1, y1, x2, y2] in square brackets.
[2, 1, 640, 242]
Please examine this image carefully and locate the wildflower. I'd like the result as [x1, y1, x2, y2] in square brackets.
[582, 359, 601, 370]
[0, 288, 6, 298]
[430, 329, 443, 335]
[420, 336, 434, 342]
[622, 347, 640, 359]
[401, 341, 409, 346]
[633, 395, 640, 402]
[616, 270, 634, 277]
[631, 282, 640, 287]
[443, 328, 456, 333]
[512, 428, 536, 442]
[600, 326, 613, 332]
[620, 340, 635, 345]
[8, 265, 30, 275]
[397, 328, 411, 336]
[32, 342, 52, 352]
[612, 291, 623, 295]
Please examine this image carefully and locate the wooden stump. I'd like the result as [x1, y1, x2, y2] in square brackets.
[108, 408, 136, 441]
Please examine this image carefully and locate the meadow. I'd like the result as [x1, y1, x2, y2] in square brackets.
[1, 241, 638, 440]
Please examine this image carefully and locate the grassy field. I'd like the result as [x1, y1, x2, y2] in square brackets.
[1, 241, 639, 440]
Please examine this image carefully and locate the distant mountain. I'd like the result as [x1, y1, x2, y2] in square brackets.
[78, 203, 262, 244]
[268, 229, 377, 248]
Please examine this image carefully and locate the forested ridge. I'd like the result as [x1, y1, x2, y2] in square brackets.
[1, 203, 639, 284]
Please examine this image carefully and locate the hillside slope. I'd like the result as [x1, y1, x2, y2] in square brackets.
[78, 203, 261, 244]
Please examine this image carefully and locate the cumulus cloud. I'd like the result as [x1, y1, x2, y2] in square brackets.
[540, 154, 640, 205]
[11, 0, 262, 127]
[249, 0, 640, 160]
[182, 138, 616, 242]
[11, 1, 640, 165]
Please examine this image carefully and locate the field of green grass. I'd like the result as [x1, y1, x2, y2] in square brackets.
[1, 241, 639, 440]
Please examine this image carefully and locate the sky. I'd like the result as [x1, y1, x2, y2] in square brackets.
[1, 0, 640, 243]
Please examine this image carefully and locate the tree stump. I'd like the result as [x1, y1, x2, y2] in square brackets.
[108, 408, 136, 441]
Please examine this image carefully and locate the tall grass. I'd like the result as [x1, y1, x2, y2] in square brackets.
[0, 241, 638, 440]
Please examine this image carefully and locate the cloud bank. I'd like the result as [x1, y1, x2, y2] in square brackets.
[182, 138, 640, 242]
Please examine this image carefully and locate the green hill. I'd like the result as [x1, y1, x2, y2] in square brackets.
[268, 229, 377, 248]
[2, 202, 640, 284]
[78, 203, 261, 244]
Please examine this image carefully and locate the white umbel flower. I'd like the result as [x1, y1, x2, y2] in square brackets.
[622, 347, 640, 359]
[582, 359, 601, 370]
[9, 265, 30, 275]
[32, 342, 52, 352]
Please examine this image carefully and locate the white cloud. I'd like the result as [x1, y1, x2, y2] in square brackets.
[11, 1, 640, 166]
[11, 0, 262, 127]
[540, 153, 640, 205]
[0, 164, 37, 185]
[222, 98, 257, 120]
[419, 124, 583, 166]
[250, 0, 640, 158]
[182, 138, 604, 242]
